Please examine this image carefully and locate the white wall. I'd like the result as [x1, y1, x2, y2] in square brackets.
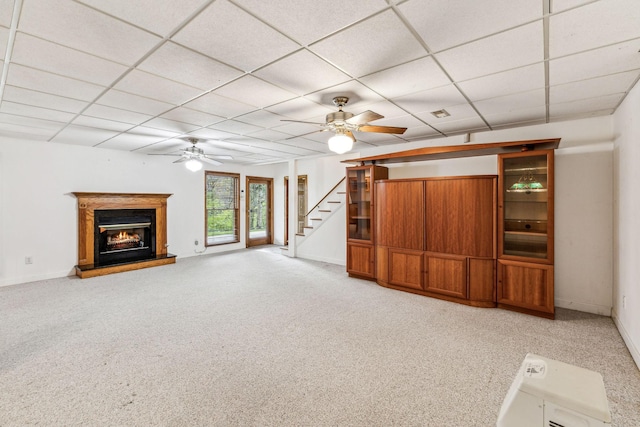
[0, 116, 617, 325]
[613, 81, 640, 367]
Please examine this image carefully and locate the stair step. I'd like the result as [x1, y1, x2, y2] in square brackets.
[337, 191, 346, 194]
[303, 226, 313, 230]
[319, 209, 331, 213]
[310, 218, 322, 221]
[327, 200, 340, 204]
[296, 233, 305, 236]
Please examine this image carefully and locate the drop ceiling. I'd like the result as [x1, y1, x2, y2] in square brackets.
[0, 0, 638, 165]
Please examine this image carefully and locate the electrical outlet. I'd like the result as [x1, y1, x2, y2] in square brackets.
[194, 240, 199, 246]
[25, 256, 33, 265]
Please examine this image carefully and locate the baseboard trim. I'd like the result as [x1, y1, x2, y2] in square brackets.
[296, 253, 345, 266]
[612, 309, 640, 371]
[0, 269, 76, 288]
[555, 298, 612, 316]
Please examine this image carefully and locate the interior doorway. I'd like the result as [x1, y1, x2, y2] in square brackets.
[246, 176, 273, 247]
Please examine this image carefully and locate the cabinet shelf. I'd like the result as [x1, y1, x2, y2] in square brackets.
[505, 231, 547, 237]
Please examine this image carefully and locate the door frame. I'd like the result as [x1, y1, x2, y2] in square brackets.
[245, 176, 273, 247]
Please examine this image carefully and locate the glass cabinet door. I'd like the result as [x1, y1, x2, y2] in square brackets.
[347, 168, 372, 240]
[500, 151, 553, 261]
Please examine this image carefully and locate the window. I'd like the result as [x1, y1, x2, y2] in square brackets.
[205, 172, 240, 246]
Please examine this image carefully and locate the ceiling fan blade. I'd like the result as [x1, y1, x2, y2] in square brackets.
[346, 110, 384, 125]
[148, 153, 182, 157]
[358, 125, 407, 134]
[172, 157, 189, 164]
[199, 156, 223, 166]
[204, 154, 233, 160]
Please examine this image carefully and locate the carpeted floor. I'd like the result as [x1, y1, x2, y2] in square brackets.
[1, 246, 638, 426]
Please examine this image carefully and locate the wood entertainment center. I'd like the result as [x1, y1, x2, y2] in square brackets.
[72, 192, 176, 278]
[344, 139, 559, 319]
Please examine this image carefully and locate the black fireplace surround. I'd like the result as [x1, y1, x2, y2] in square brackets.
[94, 209, 156, 266]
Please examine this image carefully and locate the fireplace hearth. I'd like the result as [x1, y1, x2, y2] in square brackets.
[73, 193, 175, 278]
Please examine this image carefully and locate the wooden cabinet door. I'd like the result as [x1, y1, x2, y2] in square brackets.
[425, 253, 468, 299]
[347, 242, 375, 278]
[376, 180, 425, 250]
[388, 248, 424, 289]
[426, 177, 496, 258]
[497, 260, 554, 317]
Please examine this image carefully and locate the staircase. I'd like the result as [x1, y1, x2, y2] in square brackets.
[280, 178, 346, 255]
[298, 177, 346, 240]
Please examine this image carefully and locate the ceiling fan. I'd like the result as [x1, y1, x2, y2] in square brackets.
[283, 96, 407, 154]
[152, 137, 232, 171]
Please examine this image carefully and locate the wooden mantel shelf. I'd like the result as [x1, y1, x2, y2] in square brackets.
[342, 138, 561, 165]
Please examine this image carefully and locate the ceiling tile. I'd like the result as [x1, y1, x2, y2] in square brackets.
[434, 22, 544, 82]
[187, 127, 238, 141]
[549, 0, 640, 58]
[11, 33, 128, 86]
[245, 129, 298, 143]
[550, 93, 623, 118]
[399, 0, 541, 52]
[550, 0, 595, 13]
[0, 101, 76, 122]
[309, 10, 426, 77]
[0, 26, 8, 58]
[50, 124, 121, 147]
[360, 56, 451, 99]
[431, 117, 490, 135]
[549, 39, 640, 85]
[142, 117, 200, 134]
[393, 84, 469, 113]
[77, 0, 210, 37]
[7, 64, 106, 101]
[265, 97, 333, 121]
[114, 69, 204, 105]
[172, 0, 300, 72]
[550, 71, 639, 104]
[0, 0, 14, 27]
[212, 75, 296, 108]
[0, 112, 67, 133]
[401, 125, 442, 140]
[97, 132, 170, 151]
[232, 0, 388, 45]
[83, 104, 154, 125]
[183, 92, 256, 118]
[96, 89, 174, 116]
[0, 122, 58, 140]
[483, 105, 547, 128]
[72, 115, 134, 132]
[253, 50, 351, 96]
[208, 119, 263, 135]
[19, 0, 162, 65]
[2, 86, 89, 113]
[473, 89, 546, 116]
[159, 107, 225, 127]
[235, 110, 289, 129]
[457, 63, 545, 102]
[137, 42, 244, 91]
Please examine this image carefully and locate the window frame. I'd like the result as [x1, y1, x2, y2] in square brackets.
[205, 171, 240, 247]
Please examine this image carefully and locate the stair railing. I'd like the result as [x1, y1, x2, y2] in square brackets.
[303, 176, 346, 225]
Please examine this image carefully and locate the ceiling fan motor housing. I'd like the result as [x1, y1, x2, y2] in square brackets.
[326, 110, 354, 125]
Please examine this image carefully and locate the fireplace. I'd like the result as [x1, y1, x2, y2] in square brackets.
[95, 209, 156, 266]
[73, 193, 175, 278]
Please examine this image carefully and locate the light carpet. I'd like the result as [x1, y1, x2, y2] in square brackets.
[1, 246, 638, 426]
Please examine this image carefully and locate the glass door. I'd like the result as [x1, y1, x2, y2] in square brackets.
[499, 150, 553, 262]
[347, 167, 372, 241]
[246, 176, 273, 247]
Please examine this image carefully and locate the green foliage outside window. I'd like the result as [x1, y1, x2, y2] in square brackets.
[205, 173, 239, 244]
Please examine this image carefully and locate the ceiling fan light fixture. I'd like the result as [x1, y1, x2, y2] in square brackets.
[185, 158, 203, 172]
[328, 130, 354, 154]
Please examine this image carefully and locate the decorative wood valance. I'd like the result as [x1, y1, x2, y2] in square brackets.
[342, 138, 561, 165]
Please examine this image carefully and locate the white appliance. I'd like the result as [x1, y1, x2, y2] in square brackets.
[497, 353, 612, 427]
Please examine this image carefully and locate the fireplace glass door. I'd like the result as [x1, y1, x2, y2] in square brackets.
[95, 209, 155, 266]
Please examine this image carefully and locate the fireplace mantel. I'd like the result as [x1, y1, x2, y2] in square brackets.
[73, 192, 175, 278]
